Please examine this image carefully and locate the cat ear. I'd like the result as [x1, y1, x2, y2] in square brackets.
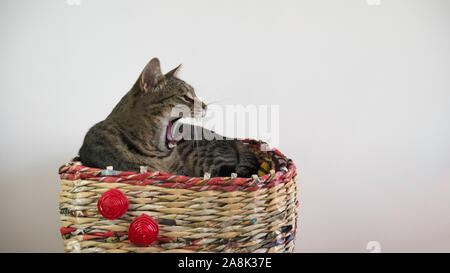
[140, 58, 165, 92]
[165, 64, 182, 78]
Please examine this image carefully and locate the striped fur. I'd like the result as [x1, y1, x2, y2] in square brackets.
[78, 58, 259, 177]
[176, 125, 260, 177]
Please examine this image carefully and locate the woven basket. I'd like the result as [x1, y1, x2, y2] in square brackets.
[58, 139, 298, 253]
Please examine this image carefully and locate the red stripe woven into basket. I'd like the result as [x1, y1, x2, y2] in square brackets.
[58, 139, 297, 192]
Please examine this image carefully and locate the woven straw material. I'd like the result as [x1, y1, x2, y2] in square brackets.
[59, 140, 298, 253]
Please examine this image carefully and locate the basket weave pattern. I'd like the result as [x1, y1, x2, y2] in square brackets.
[58, 140, 299, 253]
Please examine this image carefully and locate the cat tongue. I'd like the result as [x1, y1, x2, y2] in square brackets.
[166, 121, 183, 144]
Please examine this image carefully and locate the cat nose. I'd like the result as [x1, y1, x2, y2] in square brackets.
[201, 103, 207, 117]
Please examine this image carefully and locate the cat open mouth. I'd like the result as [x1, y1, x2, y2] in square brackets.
[166, 117, 183, 149]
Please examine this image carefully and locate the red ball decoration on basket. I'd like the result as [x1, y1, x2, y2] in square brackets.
[128, 214, 159, 247]
[97, 188, 129, 220]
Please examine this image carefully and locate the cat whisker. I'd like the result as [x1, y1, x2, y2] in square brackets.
[203, 99, 225, 106]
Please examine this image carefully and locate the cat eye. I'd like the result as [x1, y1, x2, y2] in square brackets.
[182, 94, 195, 103]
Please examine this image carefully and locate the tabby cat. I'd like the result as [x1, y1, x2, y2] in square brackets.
[78, 58, 259, 177]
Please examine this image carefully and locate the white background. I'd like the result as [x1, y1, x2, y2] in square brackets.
[0, 0, 449, 252]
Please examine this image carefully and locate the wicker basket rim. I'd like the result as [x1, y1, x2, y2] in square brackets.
[59, 139, 297, 192]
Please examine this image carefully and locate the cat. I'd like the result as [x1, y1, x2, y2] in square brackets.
[175, 124, 260, 177]
[78, 57, 259, 177]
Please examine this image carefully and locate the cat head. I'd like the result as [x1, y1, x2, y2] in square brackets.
[130, 58, 207, 151]
[137, 57, 206, 108]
